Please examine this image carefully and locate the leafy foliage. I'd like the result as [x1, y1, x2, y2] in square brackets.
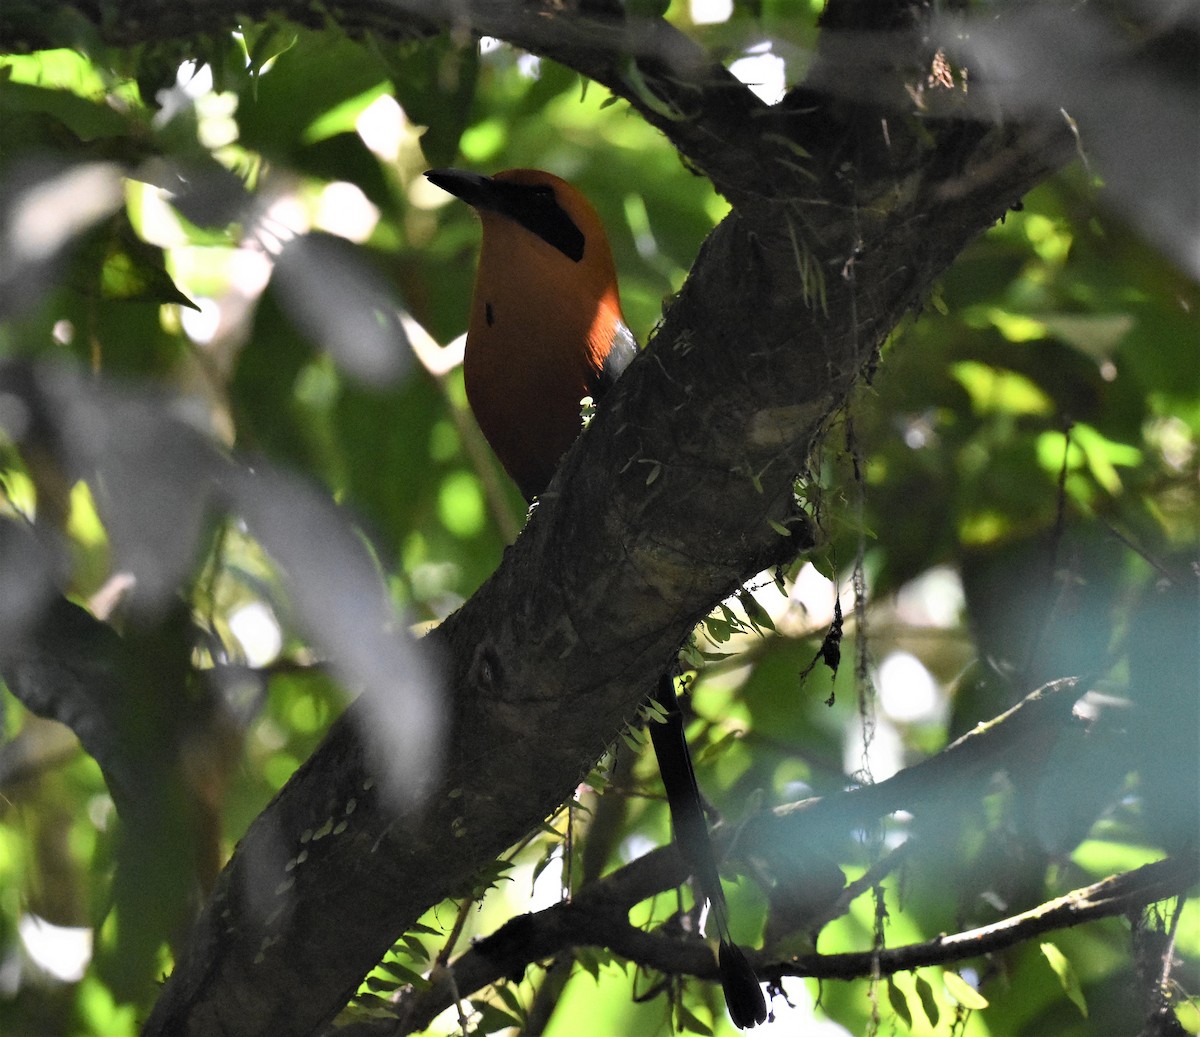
[0, 6, 1196, 1037]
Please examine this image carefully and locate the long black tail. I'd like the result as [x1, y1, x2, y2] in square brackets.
[649, 673, 767, 1029]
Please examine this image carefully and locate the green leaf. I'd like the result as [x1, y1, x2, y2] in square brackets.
[952, 360, 1054, 417]
[738, 589, 776, 632]
[96, 234, 199, 310]
[495, 983, 526, 1020]
[695, 729, 741, 766]
[243, 22, 299, 80]
[406, 921, 442, 937]
[642, 699, 669, 724]
[235, 28, 390, 161]
[719, 603, 746, 633]
[914, 974, 940, 1027]
[619, 57, 686, 121]
[705, 616, 731, 643]
[399, 933, 430, 961]
[531, 845, 560, 886]
[576, 946, 604, 980]
[1041, 942, 1088, 1018]
[0, 79, 130, 140]
[460, 857, 515, 899]
[584, 766, 610, 793]
[675, 1000, 715, 1035]
[942, 970, 988, 1011]
[363, 973, 398, 993]
[382, 34, 479, 167]
[377, 957, 428, 987]
[887, 978, 913, 1028]
[473, 1001, 523, 1033]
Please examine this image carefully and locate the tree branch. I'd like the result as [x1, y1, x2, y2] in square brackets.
[327, 678, 1097, 1031]
[335, 846, 1197, 1034]
[1, 0, 768, 191]
[778, 855, 1200, 982]
[0, 1, 1063, 202]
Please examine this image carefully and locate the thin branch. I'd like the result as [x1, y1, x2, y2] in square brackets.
[755, 675, 1085, 855]
[329, 678, 1154, 1035]
[335, 852, 1197, 1036]
[777, 855, 1199, 982]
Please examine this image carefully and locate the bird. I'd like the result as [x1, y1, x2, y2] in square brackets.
[426, 167, 768, 1028]
[425, 167, 636, 501]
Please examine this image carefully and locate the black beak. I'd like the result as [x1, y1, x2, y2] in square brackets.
[424, 168, 496, 211]
[424, 168, 585, 263]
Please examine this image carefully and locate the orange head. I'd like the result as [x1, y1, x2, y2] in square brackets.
[426, 168, 635, 500]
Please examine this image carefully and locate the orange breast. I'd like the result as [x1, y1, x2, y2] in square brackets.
[465, 209, 624, 500]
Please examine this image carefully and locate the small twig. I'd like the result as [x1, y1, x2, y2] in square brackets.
[815, 837, 912, 933]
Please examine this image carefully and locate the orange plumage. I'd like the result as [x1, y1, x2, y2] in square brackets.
[426, 168, 634, 500]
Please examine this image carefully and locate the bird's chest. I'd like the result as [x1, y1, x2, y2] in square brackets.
[463, 290, 606, 498]
[465, 288, 604, 417]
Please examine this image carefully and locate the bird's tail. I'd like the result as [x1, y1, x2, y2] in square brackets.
[649, 673, 768, 1029]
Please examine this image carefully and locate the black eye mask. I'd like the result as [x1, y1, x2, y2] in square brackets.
[425, 170, 585, 262]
